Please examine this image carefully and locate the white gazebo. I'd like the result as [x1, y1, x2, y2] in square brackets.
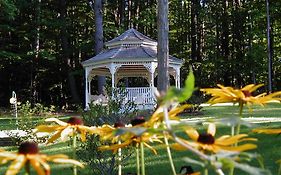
[81, 28, 183, 109]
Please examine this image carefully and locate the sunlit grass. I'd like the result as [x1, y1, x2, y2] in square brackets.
[0, 104, 281, 174]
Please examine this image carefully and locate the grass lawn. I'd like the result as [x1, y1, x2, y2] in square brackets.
[0, 104, 281, 175]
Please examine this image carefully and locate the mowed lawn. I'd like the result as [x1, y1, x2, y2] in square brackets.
[0, 104, 281, 175]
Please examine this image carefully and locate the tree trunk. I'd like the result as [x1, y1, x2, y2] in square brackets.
[190, 0, 197, 61]
[31, 0, 41, 103]
[60, 0, 80, 104]
[94, 0, 105, 94]
[157, 0, 169, 94]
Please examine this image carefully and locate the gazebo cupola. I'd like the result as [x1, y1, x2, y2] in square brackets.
[81, 28, 183, 109]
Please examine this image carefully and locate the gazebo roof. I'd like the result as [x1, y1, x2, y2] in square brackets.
[81, 45, 182, 66]
[105, 28, 157, 48]
[81, 28, 183, 67]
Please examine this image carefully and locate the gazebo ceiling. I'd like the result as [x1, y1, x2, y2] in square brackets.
[90, 64, 149, 77]
[89, 64, 177, 79]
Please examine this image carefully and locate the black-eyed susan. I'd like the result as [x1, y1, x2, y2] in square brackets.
[93, 122, 127, 143]
[145, 104, 191, 127]
[99, 117, 162, 154]
[0, 141, 83, 175]
[252, 128, 281, 134]
[201, 84, 281, 107]
[99, 132, 162, 154]
[35, 117, 95, 143]
[172, 123, 257, 153]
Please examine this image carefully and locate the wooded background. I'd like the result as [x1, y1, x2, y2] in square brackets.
[1, 0, 281, 108]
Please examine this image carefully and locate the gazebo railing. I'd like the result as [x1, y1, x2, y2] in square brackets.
[123, 87, 156, 109]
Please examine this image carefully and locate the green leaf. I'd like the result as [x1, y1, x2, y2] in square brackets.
[233, 161, 272, 175]
[208, 117, 255, 128]
[163, 68, 195, 103]
[219, 158, 235, 170]
[181, 67, 195, 101]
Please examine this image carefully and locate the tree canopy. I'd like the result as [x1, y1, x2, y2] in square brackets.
[1, 0, 281, 108]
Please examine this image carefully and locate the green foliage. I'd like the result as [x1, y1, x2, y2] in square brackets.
[9, 101, 55, 144]
[18, 101, 55, 116]
[163, 68, 195, 104]
[78, 88, 137, 175]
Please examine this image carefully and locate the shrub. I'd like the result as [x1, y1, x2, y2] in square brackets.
[8, 101, 55, 145]
[78, 88, 138, 175]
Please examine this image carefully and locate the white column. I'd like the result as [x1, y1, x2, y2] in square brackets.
[175, 67, 181, 88]
[144, 62, 157, 87]
[108, 63, 122, 88]
[85, 67, 91, 109]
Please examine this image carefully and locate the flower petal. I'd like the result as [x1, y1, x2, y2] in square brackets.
[47, 130, 63, 144]
[35, 125, 61, 133]
[207, 123, 216, 136]
[242, 84, 263, 92]
[143, 142, 157, 155]
[78, 125, 96, 134]
[79, 130, 86, 142]
[216, 134, 249, 146]
[51, 158, 84, 168]
[185, 128, 199, 141]
[35, 156, 50, 174]
[99, 140, 133, 152]
[5, 155, 26, 175]
[45, 118, 68, 126]
[30, 159, 45, 175]
[220, 143, 257, 152]
[253, 128, 281, 134]
[60, 126, 73, 141]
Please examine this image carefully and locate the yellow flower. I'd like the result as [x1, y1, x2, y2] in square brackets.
[201, 84, 281, 106]
[145, 104, 191, 127]
[99, 117, 162, 154]
[93, 122, 127, 143]
[99, 132, 162, 154]
[0, 141, 83, 175]
[252, 128, 281, 134]
[35, 117, 95, 143]
[172, 123, 257, 153]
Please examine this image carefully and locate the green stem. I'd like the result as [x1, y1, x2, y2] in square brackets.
[118, 142, 122, 175]
[25, 161, 30, 175]
[73, 134, 77, 175]
[228, 167, 234, 175]
[235, 124, 241, 136]
[231, 126, 235, 136]
[257, 155, 265, 170]
[236, 102, 244, 135]
[204, 168, 209, 175]
[164, 133, 176, 175]
[140, 142, 145, 175]
[136, 145, 140, 175]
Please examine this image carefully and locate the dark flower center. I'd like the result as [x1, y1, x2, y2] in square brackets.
[67, 116, 83, 125]
[18, 141, 39, 154]
[242, 90, 252, 97]
[131, 116, 145, 126]
[197, 133, 215, 144]
[114, 122, 125, 128]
